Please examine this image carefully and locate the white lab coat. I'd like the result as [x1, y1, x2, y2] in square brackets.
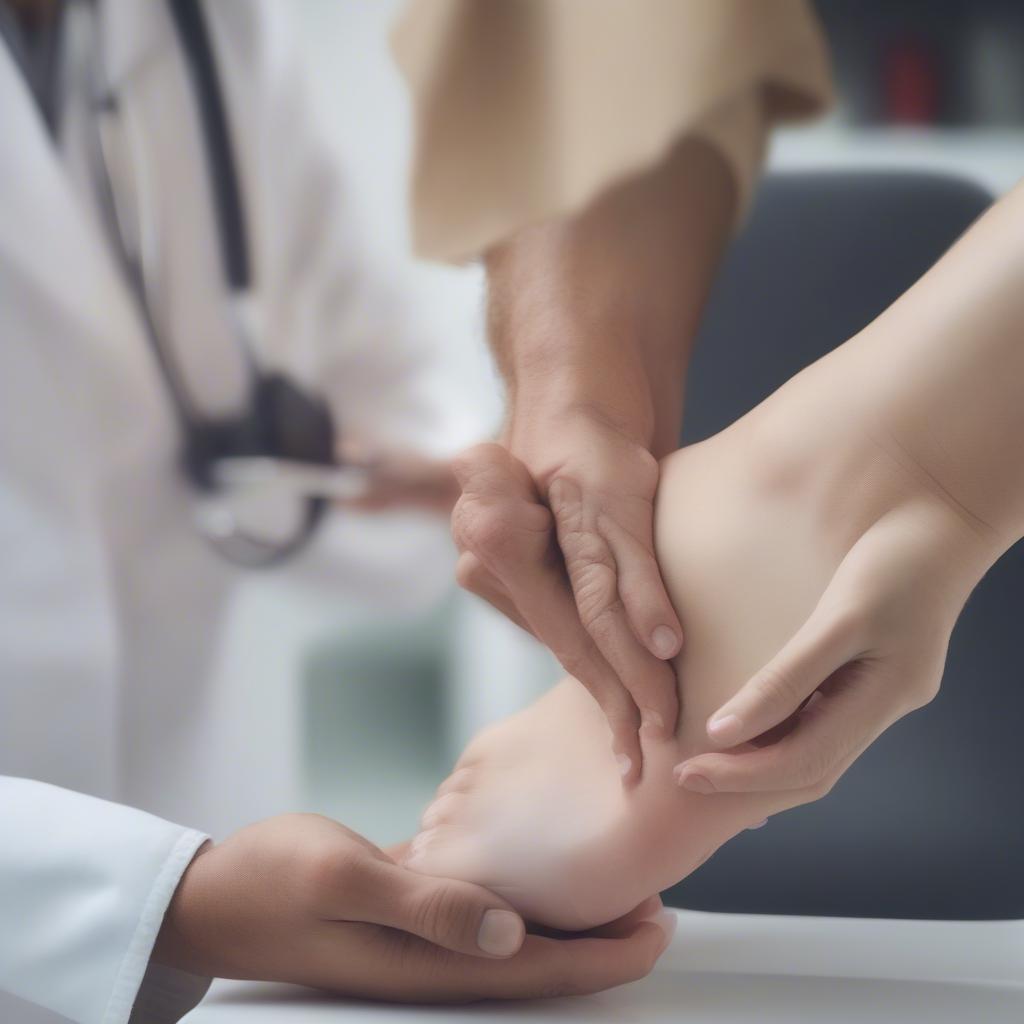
[0, 2, 455, 1021]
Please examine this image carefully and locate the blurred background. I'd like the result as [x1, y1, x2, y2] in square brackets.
[217, 0, 1024, 848]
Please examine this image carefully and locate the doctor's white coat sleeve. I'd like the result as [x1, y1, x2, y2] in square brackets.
[0, 777, 210, 1024]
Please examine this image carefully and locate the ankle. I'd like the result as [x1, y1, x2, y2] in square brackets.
[740, 359, 1001, 597]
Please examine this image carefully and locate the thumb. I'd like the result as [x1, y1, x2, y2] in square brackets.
[703, 600, 865, 749]
[365, 859, 526, 958]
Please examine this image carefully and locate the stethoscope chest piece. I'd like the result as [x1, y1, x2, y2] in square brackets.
[187, 372, 339, 568]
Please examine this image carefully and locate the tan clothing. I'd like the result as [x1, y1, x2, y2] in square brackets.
[393, 0, 832, 263]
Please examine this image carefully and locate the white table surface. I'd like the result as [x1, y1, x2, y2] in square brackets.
[184, 910, 1024, 1023]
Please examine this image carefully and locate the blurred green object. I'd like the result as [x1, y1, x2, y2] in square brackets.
[301, 597, 454, 846]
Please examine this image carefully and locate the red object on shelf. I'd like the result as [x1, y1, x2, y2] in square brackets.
[883, 37, 941, 124]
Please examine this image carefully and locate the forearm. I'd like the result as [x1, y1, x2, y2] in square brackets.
[486, 137, 736, 460]
[848, 179, 1024, 549]
[0, 778, 209, 1024]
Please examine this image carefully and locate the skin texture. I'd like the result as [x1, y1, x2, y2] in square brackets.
[678, 176, 1024, 794]
[452, 137, 736, 783]
[152, 814, 674, 1001]
[161, 145, 1024, 1003]
[406, 266, 1006, 929]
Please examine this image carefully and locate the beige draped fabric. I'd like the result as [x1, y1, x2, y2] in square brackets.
[393, 0, 833, 263]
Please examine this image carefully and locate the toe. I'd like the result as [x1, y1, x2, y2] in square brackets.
[405, 825, 485, 883]
[420, 792, 463, 830]
[435, 766, 475, 798]
[403, 826, 456, 872]
[408, 827, 441, 861]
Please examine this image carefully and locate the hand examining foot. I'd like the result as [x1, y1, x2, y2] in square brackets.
[453, 138, 735, 782]
[410, 179, 1024, 931]
[452, 422, 682, 782]
[675, 458, 994, 797]
[152, 813, 671, 1002]
[413, 403, 866, 930]
[409, 366, 1001, 933]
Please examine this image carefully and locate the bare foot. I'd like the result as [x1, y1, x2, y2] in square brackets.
[405, 351, 961, 930]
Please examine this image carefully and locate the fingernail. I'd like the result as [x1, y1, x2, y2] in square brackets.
[707, 713, 742, 744]
[650, 625, 680, 659]
[640, 708, 665, 737]
[653, 909, 678, 954]
[615, 753, 633, 778]
[674, 768, 716, 794]
[478, 909, 524, 957]
[747, 819, 768, 830]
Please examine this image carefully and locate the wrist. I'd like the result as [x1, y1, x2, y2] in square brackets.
[837, 328, 1024, 554]
[748, 358, 1001, 604]
[152, 840, 215, 976]
[505, 375, 657, 451]
[500, 402, 660, 500]
[832, 182, 1024, 546]
[487, 223, 694, 461]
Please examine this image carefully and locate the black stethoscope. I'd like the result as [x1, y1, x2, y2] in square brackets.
[94, 0, 368, 567]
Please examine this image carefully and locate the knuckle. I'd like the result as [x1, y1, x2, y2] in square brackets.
[571, 560, 619, 630]
[631, 445, 660, 482]
[750, 663, 801, 711]
[449, 497, 474, 548]
[449, 448, 483, 482]
[463, 506, 514, 561]
[451, 443, 502, 485]
[454, 551, 486, 592]
[300, 841, 360, 900]
[796, 747, 834, 791]
[548, 475, 582, 518]
[409, 883, 475, 945]
[580, 594, 623, 643]
[820, 602, 865, 649]
[560, 523, 610, 568]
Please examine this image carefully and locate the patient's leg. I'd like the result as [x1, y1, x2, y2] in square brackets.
[405, 352, 944, 930]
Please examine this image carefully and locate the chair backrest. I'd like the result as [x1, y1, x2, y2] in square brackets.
[668, 171, 1024, 920]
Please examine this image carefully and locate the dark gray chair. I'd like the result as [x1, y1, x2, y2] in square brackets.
[664, 171, 1024, 920]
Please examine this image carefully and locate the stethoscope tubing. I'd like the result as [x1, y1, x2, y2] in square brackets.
[90, 0, 342, 567]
